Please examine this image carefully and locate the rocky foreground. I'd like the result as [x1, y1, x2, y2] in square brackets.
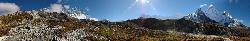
[0, 11, 250, 41]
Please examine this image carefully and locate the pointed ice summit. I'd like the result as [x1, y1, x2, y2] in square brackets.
[183, 4, 248, 28]
[183, 8, 217, 23]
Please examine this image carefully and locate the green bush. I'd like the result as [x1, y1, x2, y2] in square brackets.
[166, 29, 177, 37]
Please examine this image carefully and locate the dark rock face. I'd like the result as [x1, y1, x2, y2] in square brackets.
[124, 18, 249, 36]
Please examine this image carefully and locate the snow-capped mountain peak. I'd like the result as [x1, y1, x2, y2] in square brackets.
[183, 8, 216, 23]
[183, 4, 247, 28]
[205, 5, 237, 26]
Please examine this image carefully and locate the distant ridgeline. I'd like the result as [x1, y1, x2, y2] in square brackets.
[183, 5, 248, 28]
[0, 7, 249, 41]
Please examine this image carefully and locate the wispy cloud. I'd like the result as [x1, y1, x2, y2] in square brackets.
[209, 4, 214, 7]
[0, 3, 20, 15]
[64, 5, 70, 9]
[234, 19, 244, 22]
[200, 4, 207, 8]
[50, 4, 63, 13]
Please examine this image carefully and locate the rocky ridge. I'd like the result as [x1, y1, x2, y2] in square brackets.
[0, 9, 249, 41]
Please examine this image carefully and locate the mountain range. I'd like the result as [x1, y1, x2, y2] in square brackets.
[0, 6, 249, 41]
[183, 5, 248, 28]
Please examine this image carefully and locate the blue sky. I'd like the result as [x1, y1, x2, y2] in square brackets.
[0, 0, 249, 26]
